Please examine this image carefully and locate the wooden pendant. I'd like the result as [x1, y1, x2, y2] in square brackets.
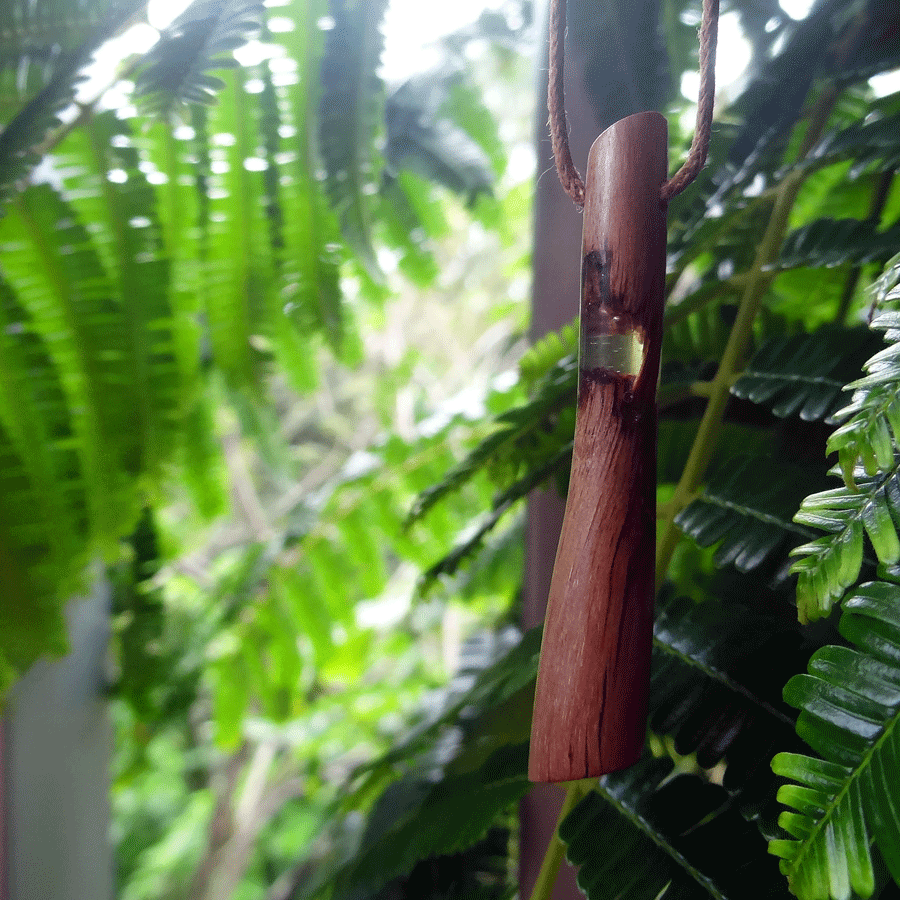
[529, 111, 668, 783]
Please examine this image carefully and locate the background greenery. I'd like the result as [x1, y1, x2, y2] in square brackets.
[1, 0, 900, 898]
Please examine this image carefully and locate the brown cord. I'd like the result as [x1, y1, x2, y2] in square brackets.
[547, 0, 585, 206]
[547, 0, 720, 206]
[661, 0, 720, 201]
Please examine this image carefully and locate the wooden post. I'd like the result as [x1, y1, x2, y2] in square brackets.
[529, 111, 668, 783]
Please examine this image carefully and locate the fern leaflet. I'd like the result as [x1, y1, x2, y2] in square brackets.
[675, 457, 822, 575]
[790, 259, 900, 622]
[769, 581, 900, 899]
[562, 755, 787, 900]
[732, 328, 882, 422]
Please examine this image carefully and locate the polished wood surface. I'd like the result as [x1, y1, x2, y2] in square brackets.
[529, 112, 668, 782]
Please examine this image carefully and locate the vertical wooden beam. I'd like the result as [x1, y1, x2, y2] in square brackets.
[520, 8, 598, 894]
[529, 111, 668, 783]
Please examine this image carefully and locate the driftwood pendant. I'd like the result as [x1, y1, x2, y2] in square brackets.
[529, 111, 668, 783]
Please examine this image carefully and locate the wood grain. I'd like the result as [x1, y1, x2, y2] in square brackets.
[529, 111, 668, 782]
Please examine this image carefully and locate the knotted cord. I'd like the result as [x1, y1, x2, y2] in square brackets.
[547, 0, 720, 205]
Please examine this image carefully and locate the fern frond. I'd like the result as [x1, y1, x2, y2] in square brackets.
[134, 0, 264, 117]
[664, 291, 736, 364]
[828, 312, 900, 484]
[348, 627, 538, 802]
[805, 99, 900, 179]
[2, 185, 144, 545]
[732, 328, 882, 422]
[330, 744, 529, 899]
[419, 443, 570, 591]
[769, 581, 900, 899]
[318, 0, 389, 279]
[200, 66, 273, 386]
[0, 351, 84, 685]
[0, 65, 76, 202]
[379, 173, 443, 286]
[276, 0, 344, 355]
[0, 3, 108, 64]
[652, 595, 798, 741]
[384, 73, 494, 200]
[0, 276, 84, 553]
[675, 457, 823, 575]
[790, 266, 900, 621]
[80, 115, 182, 480]
[443, 72, 506, 178]
[562, 755, 787, 900]
[791, 467, 898, 623]
[647, 593, 806, 842]
[407, 356, 575, 526]
[778, 218, 900, 270]
[135, 119, 228, 518]
[562, 759, 720, 900]
[0, 0, 147, 204]
[868, 253, 900, 316]
[0, 431, 73, 684]
[517, 318, 578, 389]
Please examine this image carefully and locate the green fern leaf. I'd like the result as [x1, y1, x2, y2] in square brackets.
[517, 319, 578, 388]
[318, 0, 389, 279]
[134, 115, 228, 516]
[675, 457, 823, 575]
[0, 276, 83, 556]
[1, 185, 143, 546]
[769, 581, 900, 899]
[562, 755, 788, 900]
[276, 0, 344, 356]
[407, 356, 575, 526]
[0, 426, 77, 685]
[778, 218, 900, 271]
[343, 626, 535, 810]
[384, 73, 494, 200]
[664, 289, 737, 365]
[790, 271, 900, 621]
[0, 277, 87, 678]
[79, 115, 182, 480]
[201, 66, 274, 385]
[806, 100, 900, 178]
[133, 0, 264, 117]
[331, 744, 530, 899]
[418, 444, 571, 591]
[444, 73, 506, 178]
[0, 0, 147, 203]
[379, 173, 443, 285]
[828, 311, 900, 484]
[732, 328, 882, 422]
[791, 467, 898, 623]
[651, 595, 798, 748]
[869, 254, 900, 315]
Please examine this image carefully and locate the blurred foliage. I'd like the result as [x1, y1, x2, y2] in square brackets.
[1, 0, 900, 898]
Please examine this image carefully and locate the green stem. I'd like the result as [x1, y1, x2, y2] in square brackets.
[528, 781, 592, 900]
[655, 168, 806, 588]
[654, 79, 841, 589]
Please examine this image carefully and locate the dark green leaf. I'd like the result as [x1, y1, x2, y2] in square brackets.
[770, 581, 900, 900]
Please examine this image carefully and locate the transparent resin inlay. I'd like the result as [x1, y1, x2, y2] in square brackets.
[580, 330, 644, 377]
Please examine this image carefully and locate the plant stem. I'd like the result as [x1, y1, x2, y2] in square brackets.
[654, 80, 841, 588]
[528, 781, 592, 900]
[654, 167, 806, 588]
